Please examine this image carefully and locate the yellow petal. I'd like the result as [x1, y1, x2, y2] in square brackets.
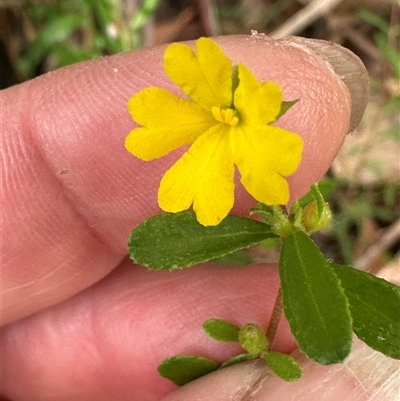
[231, 125, 303, 205]
[158, 125, 235, 226]
[234, 64, 283, 125]
[164, 38, 233, 110]
[126, 87, 215, 160]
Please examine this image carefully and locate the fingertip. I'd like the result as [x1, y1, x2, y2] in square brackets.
[284, 37, 369, 131]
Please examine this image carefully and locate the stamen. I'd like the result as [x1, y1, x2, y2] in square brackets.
[211, 106, 239, 127]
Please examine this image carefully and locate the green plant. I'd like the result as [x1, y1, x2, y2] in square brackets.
[358, 7, 400, 79]
[123, 37, 400, 386]
[128, 184, 399, 385]
[19, 0, 162, 77]
[328, 181, 399, 265]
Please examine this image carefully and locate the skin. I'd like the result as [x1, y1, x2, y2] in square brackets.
[3, 35, 394, 401]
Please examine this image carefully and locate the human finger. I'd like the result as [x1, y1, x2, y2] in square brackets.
[2, 35, 368, 324]
[1, 260, 292, 400]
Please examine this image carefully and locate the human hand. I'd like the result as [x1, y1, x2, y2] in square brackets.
[2, 35, 397, 401]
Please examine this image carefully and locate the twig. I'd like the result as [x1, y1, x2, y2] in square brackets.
[355, 219, 400, 271]
[197, 0, 221, 37]
[269, 0, 347, 39]
[152, 6, 196, 45]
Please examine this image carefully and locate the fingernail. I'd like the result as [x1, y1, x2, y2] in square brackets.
[284, 37, 370, 132]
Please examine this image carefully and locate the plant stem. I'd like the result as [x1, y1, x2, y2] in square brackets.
[266, 286, 283, 348]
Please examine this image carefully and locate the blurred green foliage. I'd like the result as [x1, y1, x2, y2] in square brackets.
[19, 0, 162, 77]
[330, 182, 399, 265]
[359, 8, 400, 79]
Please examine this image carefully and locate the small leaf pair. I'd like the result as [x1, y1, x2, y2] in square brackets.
[158, 319, 302, 386]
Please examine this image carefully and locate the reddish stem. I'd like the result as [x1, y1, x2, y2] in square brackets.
[266, 286, 283, 348]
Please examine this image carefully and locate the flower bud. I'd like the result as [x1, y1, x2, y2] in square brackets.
[238, 323, 269, 355]
[302, 200, 332, 234]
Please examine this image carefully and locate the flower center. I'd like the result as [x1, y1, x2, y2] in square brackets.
[211, 107, 239, 127]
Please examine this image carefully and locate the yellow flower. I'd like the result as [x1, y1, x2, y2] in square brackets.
[125, 37, 303, 226]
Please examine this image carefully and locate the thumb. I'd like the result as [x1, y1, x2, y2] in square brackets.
[162, 337, 399, 401]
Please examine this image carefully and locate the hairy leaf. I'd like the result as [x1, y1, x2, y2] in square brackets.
[203, 319, 240, 342]
[332, 263, 400, 359]
[128, 211, 276, 270]
[275, 99, 299, 120]
[158, 355, 219, 386]
[279, 231, 352, 364]
[264, 352, 302, 381]
[220, 353, 257, 368]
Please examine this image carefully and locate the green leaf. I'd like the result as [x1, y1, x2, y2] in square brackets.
[203, 319, 240, 342]
[158, 355, 219, 386]
[311, 183, 325, 218]
[211, 250, 254, 265]
[18, 13, 86, 76]
[261, 237, 282, 250]
[131, 0, 163, 30]
[220, 353, 258, 368]
[231, 65, 240, 98]
[38, 14, 86, 47]
[279, 231, 352, 364]
[331, 263, 400, 359]
[358, 9, 389, 32]
[264, 352, 302, 381]
[250, 202, 274, 225]
[128, 211, 276, 270]
[275, 99, 299, 120]
[297, 178, 338, 207]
